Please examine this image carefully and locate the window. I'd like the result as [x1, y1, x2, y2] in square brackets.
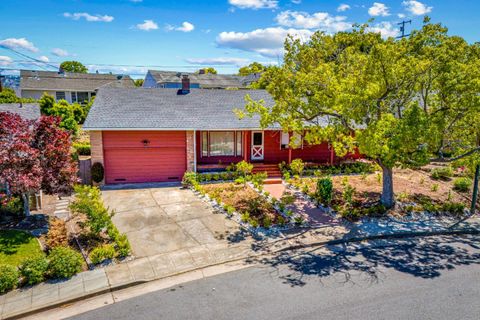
[202, 132, 208, 157]
[253, 132, 263, 146]
[71, 92, 90, 103]
[281, 132, 289, 150]
[55, 91, 66, 100]
[209, 132, 235, 156]
[236, 131, 243, 156]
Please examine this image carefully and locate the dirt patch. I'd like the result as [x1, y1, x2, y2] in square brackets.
[291, 168, 471, 221]
[201, 183, 282, 227]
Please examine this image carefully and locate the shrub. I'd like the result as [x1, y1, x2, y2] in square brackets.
[431, 166, 454, 180]
[441, 202, 465, 215]
[0, 194, 23, 215]
[236, 160, 253, 177]
[73, 142, 91, 156]
[89, 244, 116, 264]
[453, 177, 471, 192]
[316, 177, 333, 205]
[431, 184, 439, 192]
[48, 246, 83, 279]
[19, 256, 49, 285]
[115, 234, 131, 257]
[342, 182, 356, 206]
[45, 219, 68, 249]
[290, 159, 304, 176]
[251, 172, 267, 188]
[0, 264, 19, 293]
[91, 162, 105, 183]
[70, 185, 111, 235]
[182, 172, 198, 187]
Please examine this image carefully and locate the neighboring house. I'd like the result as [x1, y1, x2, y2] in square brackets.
[143, 70, 246, 89]
[83, 79, 353, 185]
[20, 70, 135, 103]
[240, 73, 263, 87]
[0, 103, 40, 120]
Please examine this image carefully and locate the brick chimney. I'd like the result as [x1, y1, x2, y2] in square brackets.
[177, 75, 190, 95]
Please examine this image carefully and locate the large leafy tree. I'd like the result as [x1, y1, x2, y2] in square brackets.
[59, 61, 88, 73]
[238, 62, 267, 76]
[239, 20, 479, 208]
[0, 112, 78, 215]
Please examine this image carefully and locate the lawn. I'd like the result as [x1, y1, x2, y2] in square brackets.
[200, 183, 285, 228]
[0, 230, 45, 267]
[290, 168, 470, 221]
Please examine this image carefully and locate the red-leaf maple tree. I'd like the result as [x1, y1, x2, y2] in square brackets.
[0, 112, 78, 215]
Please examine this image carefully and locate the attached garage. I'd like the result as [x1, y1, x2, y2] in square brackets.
[103, 131, 187, 184]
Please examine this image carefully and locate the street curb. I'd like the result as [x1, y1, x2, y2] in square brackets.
[4, 227, 479, 319]
[276, 228, 480, 253]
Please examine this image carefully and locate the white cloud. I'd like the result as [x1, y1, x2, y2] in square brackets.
[337, 4, 350, 12]
[63, 12, 114, 22]
[37, 55, 49, 62]
[0, 56, 13, 66]
[275, 11, 351, 32]
[368, 2, 390, 16]
[185, 57, 250, 66]
[0, 37, 38, 52]
[398, 13, 406, 18]
[135, 20, 159, 31]
[87, 64, 148, 76]
[51, 48, 69, 57]
[291, 0, 301, 4]
[402, 1, 432, 15]
[216, 27, 313, 57]
[367, 22, 399, 38]
[166, 21, 195, 32]
[228, 0, 278, 9]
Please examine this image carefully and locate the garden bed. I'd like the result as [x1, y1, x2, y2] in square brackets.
[198, 182, 285, 229]
[288, 168, 471, 221]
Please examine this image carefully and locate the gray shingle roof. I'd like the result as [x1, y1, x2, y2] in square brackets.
[0, 103, 40, 120]
[20, 70, 135, 92]
[148, 70, 244, 88]
[83, 88, 277, 130]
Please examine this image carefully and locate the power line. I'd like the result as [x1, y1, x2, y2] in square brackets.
[0, 46, 59, 70]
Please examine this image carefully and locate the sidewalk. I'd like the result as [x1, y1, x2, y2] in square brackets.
[2, 213, 479, 319]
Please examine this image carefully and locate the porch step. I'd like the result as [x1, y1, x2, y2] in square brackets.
[264, 178, 283, 185]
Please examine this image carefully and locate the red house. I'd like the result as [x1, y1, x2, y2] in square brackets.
[83, 82, 348, 185]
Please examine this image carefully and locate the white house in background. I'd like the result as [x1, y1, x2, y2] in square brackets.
[20, 70, 135, 103]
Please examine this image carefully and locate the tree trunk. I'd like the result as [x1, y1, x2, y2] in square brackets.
[471, 164, 479, 215]
[22, 193, 30, 216]
[380, 165, 395, 209]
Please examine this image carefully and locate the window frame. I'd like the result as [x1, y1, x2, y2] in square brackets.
[201, 131, 243, 157]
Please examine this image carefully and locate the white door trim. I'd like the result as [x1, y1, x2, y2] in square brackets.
[251, 131, 264, 161]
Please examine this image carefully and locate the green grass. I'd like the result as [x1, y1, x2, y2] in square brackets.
[0, 230, 45, 267]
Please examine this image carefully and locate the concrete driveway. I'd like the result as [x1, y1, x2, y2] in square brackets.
[101, 185, 245, 257]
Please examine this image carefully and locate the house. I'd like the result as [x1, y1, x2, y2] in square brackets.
[143, 70, 246, 89]
[20, 70, 135, 103]
[83, 77, 350, 185]
[0, 103, 40, 120]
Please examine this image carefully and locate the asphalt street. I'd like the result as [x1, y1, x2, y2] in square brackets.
[68, 234, 480, 320]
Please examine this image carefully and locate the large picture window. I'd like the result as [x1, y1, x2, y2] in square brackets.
[209, 132, 235, 156]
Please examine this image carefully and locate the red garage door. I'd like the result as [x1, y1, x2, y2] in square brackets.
[103, 131, 186, 184]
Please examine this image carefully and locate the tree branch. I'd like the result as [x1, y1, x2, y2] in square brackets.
[430, 147, 480, 163]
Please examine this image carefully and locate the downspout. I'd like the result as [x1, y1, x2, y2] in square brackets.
[193, 130, 197, 172]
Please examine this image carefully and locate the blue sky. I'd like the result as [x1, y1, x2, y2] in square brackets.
[0, 0, 478, 77]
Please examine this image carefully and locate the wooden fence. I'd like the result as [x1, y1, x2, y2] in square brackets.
[78, 158, 92, 185]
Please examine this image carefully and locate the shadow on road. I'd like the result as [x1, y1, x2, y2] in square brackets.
[252, 234, 480, 287]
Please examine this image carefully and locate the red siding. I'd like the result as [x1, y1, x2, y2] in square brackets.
[196, 130, 332, 164]
[103, 131, 186, 184]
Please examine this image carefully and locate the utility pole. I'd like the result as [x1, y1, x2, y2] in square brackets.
[0, 70, 3, 92]
[397, 20, 412, 39]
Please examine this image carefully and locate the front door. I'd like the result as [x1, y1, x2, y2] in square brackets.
[251, 131, 264, 161]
